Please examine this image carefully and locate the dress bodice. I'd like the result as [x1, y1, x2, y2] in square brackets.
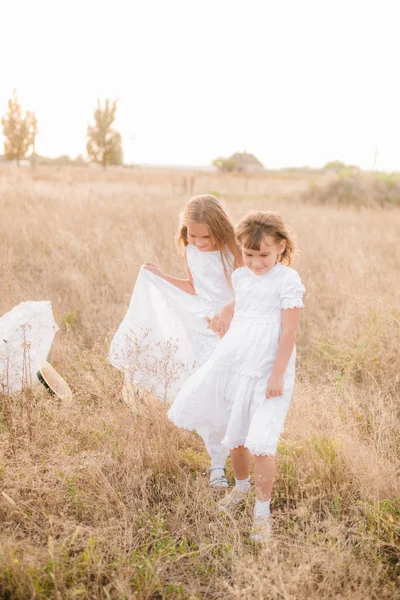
[186, 244, 234, 305]
[232, 263, 305, 323]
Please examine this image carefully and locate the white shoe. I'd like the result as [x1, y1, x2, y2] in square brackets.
[218, 488, 247, 513]
[208, 466, 229, 490]
[250, 515, 271, 543]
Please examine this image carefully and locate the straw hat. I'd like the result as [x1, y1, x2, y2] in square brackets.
[36, 360, 72, 400]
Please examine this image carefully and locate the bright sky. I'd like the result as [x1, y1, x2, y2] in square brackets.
[1, 0, 399, 170]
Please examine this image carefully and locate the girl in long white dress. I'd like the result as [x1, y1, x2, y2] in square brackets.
[168, 211, 305, 540]
[109, 194, 242, 487]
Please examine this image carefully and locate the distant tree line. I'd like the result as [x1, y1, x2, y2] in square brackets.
[1, 91, 367, 173]
[1, 91, 123, 169]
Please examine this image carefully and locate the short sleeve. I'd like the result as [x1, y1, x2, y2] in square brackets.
[280, 269, 306, 310]
[231, 267, 245, 291]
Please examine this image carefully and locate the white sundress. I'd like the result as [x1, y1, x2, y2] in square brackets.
[109, 244, 234, 402]
[0, 301, 58, 395]
[168, 263, 306, 456]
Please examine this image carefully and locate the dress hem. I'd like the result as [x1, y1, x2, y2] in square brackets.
[222, 436, 278, 457]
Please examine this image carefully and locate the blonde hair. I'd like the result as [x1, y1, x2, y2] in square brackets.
[176, 195, 242, 283]
[235, 211, 295, 265]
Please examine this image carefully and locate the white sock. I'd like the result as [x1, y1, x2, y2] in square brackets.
[235, 476, 251, 493]
[254, 498, 271, 517]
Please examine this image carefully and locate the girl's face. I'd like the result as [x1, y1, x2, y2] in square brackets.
[187, 221, 217, 252]
[242, 235, 286, 275]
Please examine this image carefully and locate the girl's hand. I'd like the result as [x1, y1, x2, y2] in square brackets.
[206, 314, 221, 336]
[143, 262, 164, 278]
[265, 373, 284, 398]
[217, 304, 235, 338]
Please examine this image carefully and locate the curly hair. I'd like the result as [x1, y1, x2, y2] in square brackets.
[235, 211, 295, 265]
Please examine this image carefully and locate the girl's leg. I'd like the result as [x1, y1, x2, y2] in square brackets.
[206, 431, 229, 489]
[218, 446, 251, 512]
[230, 446, 250, 480]
[206, 429, 229, 469]
[251, 455, 275, 539]
[253, 455, 276, 501]
[197, 427, 229, 488]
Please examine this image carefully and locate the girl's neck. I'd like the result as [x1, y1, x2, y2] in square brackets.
[193, 243, 220, 253]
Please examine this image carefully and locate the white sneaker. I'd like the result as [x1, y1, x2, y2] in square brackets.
[218, 488, 247, 513]
[250, 515, 271, 543]
[208, 467, 229, 490]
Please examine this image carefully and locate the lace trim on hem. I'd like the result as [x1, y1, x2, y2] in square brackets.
[244, 443, 277, 457]
[222, 437, 247, 450]
[222, 437, 277, 457]
[281, 298, 304, 310]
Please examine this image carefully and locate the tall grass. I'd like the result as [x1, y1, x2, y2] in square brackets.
[305, 171, 400, 207]
[0, 166, 399, 599]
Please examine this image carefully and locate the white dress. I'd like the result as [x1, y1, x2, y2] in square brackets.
[0, 301, 58, 395]
[109, 244, 235, 402]
[168, 263, 305, 456]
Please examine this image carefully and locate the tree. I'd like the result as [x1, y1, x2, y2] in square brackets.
[323, 160, 347, 171]
[1, 90, 37, 165]
[87, 99, 123, 168]
[212, 156, 237, 172]
[324, 160, 360, 174]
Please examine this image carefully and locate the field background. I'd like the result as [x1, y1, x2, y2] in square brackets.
[0, 165, 399, 599]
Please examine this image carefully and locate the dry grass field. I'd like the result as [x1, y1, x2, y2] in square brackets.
[0, 165, 399, 599]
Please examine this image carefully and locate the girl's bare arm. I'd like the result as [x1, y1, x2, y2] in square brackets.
[143, 249, 196, 295]
[265, 308, 300, 398]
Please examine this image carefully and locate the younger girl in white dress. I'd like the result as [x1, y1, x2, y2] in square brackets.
[168, 211, 305, 540]
[109, 194, 242, 487]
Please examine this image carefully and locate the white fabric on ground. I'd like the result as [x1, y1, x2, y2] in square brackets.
[0, 301, 58, 394]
